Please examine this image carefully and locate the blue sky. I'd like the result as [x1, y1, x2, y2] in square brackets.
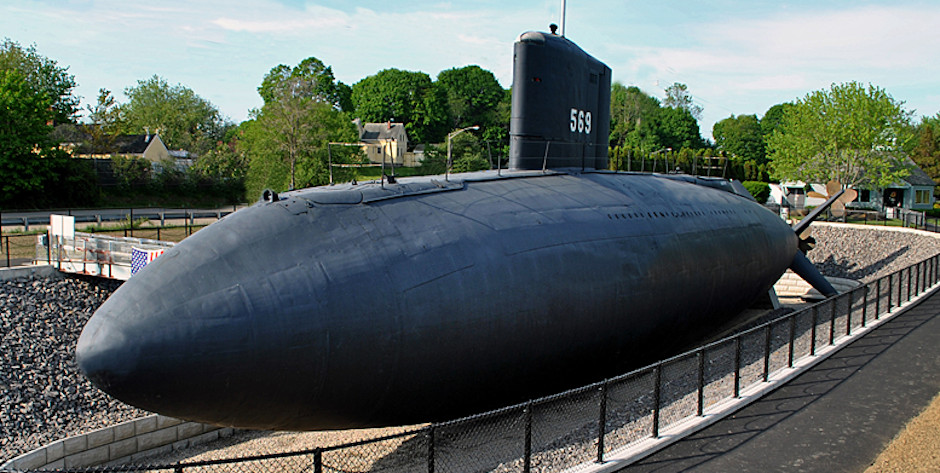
[3, 0, 940, 140]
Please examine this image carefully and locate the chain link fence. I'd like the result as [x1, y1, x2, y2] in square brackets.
[4, 253, 939, 472]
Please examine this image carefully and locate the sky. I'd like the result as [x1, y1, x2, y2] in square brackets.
[3, 0, 940, 140]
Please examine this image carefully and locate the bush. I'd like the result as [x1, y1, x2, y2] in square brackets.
[742, 181, 771, 203]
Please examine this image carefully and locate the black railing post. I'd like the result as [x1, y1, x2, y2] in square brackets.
[597, 382, 607, 464]
[652, 365, 662, 438]
[523, 402, 533, 473]
[887, 274, 893, 313]
[810, 306, 818, 356]
[788, 315, 796, 368]
[733, 337, 741, 397]
[426, 425, 435, 473]
[314, 448, 323, 473]
[697, 349, 705, 416]
[4, 236, 9, 267]
[846, 292, 853, 336]
[829, 301, 836, 346]
[174, 463, 183, 473]
[763, 324, 772, 382]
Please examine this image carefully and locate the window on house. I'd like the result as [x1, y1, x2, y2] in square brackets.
[858, 189, 870, 202]
[915, 189, 930, 204]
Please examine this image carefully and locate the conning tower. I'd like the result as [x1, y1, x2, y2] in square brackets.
[509, 31, 611, 171]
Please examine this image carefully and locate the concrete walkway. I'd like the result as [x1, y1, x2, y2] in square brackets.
[617, 290, 940, 472]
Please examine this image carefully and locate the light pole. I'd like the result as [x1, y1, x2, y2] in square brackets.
[446, 125, 480, 181]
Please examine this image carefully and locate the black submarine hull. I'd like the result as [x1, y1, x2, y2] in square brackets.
[77, 170, 797, 430]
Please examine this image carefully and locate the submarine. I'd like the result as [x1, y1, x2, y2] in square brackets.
[76, 30, 837, 431]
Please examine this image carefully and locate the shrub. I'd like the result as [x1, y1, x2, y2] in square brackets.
[742, 181, 771, 203]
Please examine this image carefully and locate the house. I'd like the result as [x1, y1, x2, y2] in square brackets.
[62, 131, 172, 164]
[355, 119, 409, 166]
[769, 159, 936, 212]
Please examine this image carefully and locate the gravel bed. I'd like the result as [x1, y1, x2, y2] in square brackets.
[3, 223, 939, 470]
[809, 224, 940, 282]
[0, 274, 148, 462]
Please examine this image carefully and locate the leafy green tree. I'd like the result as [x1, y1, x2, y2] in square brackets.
[0, 68, 54, 200]
[85, 88, 121, 154]
[119, 75, 230, 155]
[436, 65, 505, 130]
[352, 69, 448, 144]
[609, 83, 661, 149]
[761, 103, 794, 138]
[663, 82, 703, 121]
[258, 57, 351, 112]
[0, 38, 78, 124]
[656, 106, 704, 151]
[767, 82, 913, 188]
[910, 114, 940, 186]
[713, 114, 766, 164]
[419, 132, 490, 175]
[244, 67, 359, 198]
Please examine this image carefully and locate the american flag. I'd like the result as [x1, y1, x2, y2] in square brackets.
[131, 247, 165, 275]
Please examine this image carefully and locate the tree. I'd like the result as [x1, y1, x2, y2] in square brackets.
[663, 82, 703, 121]
[258, 57, 351, 112]
[352, 69, 449, 144]
[656, 106, 704, 151]
[85, 88, 121, 154]
[609, 83, 662, 149]
[0, 68, 53, 200]
[767, 82, 913, 189]
[761, 103, 794, 139]
[910, 114, 940, 186]
[120, 75, 229, 155]
[0, 38, 78, 124]
[436, 65, 505, 130]
[713, 114, 766, 164]
[243, 62, 359, 198]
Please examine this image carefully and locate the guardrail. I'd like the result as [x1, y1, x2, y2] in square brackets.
[0, 206, 244, 232]
[4, 245, 937, 472]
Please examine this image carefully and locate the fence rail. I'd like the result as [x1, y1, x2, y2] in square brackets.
[4, 248, 936, 472]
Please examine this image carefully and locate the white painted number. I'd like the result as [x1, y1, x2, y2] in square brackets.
[569, 108, 592, 134]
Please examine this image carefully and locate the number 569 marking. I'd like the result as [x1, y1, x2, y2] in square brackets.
[570, 108, 592, 134]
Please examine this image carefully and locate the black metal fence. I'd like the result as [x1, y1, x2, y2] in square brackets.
[5, 251, 936, 473]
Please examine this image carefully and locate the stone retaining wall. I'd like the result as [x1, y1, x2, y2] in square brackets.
[1, 415, 231, 471]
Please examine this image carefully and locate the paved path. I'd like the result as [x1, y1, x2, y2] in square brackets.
[617, 290, 940, 473]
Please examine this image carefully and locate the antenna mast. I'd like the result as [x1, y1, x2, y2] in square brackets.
[559, 0, 567, 36]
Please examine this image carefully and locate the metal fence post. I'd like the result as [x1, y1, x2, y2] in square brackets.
[523, 402, 533, 473]
[887, 274, 893, 313]
[733, 337, 742, 398]
[810, 305, 817, 356]
[862, 285, 868, 328]
[846, 292, 853, 336]
[907, 266, 913, 302]
[697, 348, 705, 416]
[314, 448, 322, 473]
[652, 365, 662, 438]
[426, 425, 435, 473]
[597, 382, 607, 464]
[828, 301, 836, 345]
[4, 236, 9, 267]
[763, 324, 772, 382]
[788, 315, 796, 368]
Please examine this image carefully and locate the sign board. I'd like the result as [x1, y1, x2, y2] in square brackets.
[50, 214, 75, 239]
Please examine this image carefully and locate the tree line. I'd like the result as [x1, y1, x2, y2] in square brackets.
[3, 37, 939, 210]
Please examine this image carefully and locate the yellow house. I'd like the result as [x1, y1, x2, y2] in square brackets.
[355, 119, 409, 166]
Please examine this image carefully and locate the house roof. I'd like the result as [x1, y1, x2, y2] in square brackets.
[112, 134, 163, 154]
[902, 158, 937, 187]
[359, 122, 407, 143]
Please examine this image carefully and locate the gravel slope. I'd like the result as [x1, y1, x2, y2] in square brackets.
[0, 275, 147, 461]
